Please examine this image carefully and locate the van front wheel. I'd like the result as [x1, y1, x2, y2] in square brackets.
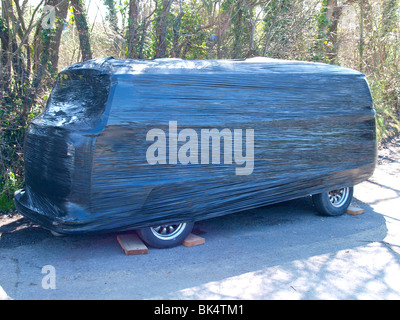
[312, 187, 353, 216]
[137, 222, 194, 248]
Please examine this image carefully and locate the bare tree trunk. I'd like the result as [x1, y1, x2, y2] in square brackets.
[49, 0, 70, 75]
[232, 6, 243, 59]
[324, 0, 358, 64]
[217, 20, 222, 58]
[1, 0, 12, 94]
[154, 0, 172, 58]
[137, 4, 155, 59]
[33, 1, 56, 90]
[126, 0, 139, 58]
[171, 0, 184, 57]
[33, 0, 69, 76]
[70, 0, 92, 61]
[325, 0, 342, 64]
[248, 16, 256, 56]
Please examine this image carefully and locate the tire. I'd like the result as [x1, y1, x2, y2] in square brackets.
[136, 222, 194, 248]
[312, 187, 353, 216]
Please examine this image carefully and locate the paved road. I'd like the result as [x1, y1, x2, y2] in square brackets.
[1, 142, 399, 300]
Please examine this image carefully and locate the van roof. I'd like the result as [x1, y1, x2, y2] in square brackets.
[61, 57, 364, 77]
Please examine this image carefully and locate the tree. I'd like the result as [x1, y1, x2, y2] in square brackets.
[126, 0, 139, 58]
[1, 0, 48, 209]
[49, 0, 70, 74]
[33, 0, 69, 87]
[104, 0, 119, 34]
[314, 0, 358, 64]
[154, 0, 173, 58]
[70, 0, 92, 61]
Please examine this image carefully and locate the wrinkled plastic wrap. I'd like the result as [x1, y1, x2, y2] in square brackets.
[14, 57, 376, 234]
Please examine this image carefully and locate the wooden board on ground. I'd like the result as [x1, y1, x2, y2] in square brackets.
[182, 233, 205, 247]
[117, 233, 149, 255]
[346, 206, 365, 215]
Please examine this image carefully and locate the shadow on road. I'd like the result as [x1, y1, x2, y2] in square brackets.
[0, 193, 390, 299]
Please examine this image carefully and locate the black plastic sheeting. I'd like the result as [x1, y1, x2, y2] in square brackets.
[14, 57, 376, 234]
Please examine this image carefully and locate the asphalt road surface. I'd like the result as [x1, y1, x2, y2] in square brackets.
[1, 139, 399, 300]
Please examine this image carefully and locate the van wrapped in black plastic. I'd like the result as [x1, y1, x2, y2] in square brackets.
[15, 57, 376, 246]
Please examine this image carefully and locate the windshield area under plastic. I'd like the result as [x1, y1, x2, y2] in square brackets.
[41, 69, 110, 128]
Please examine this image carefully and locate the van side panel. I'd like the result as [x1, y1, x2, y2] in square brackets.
[89, 71, 376, 230]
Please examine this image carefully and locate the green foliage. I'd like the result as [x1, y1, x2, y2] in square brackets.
[0, 170, 19, 212]
[0, 97, 44, 213]
[381, 0, 398, 35]
[229, 0, 254, 58]
[104, 0, 119, 32]
[367, 58, 400, 140]
[174, 1, 209, 59]
[0, 17, 7, 33]
[360, 0, 400, 141]
[312, 0, 331, 63]
[263, 0, 292, 49]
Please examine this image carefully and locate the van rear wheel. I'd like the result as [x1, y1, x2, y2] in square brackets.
[137, 222, 194, 248]
[312, 187, 353, 216]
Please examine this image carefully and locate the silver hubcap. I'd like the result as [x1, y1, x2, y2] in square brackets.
[150, 223, 187, 240]
[328, 187, 350, 207]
